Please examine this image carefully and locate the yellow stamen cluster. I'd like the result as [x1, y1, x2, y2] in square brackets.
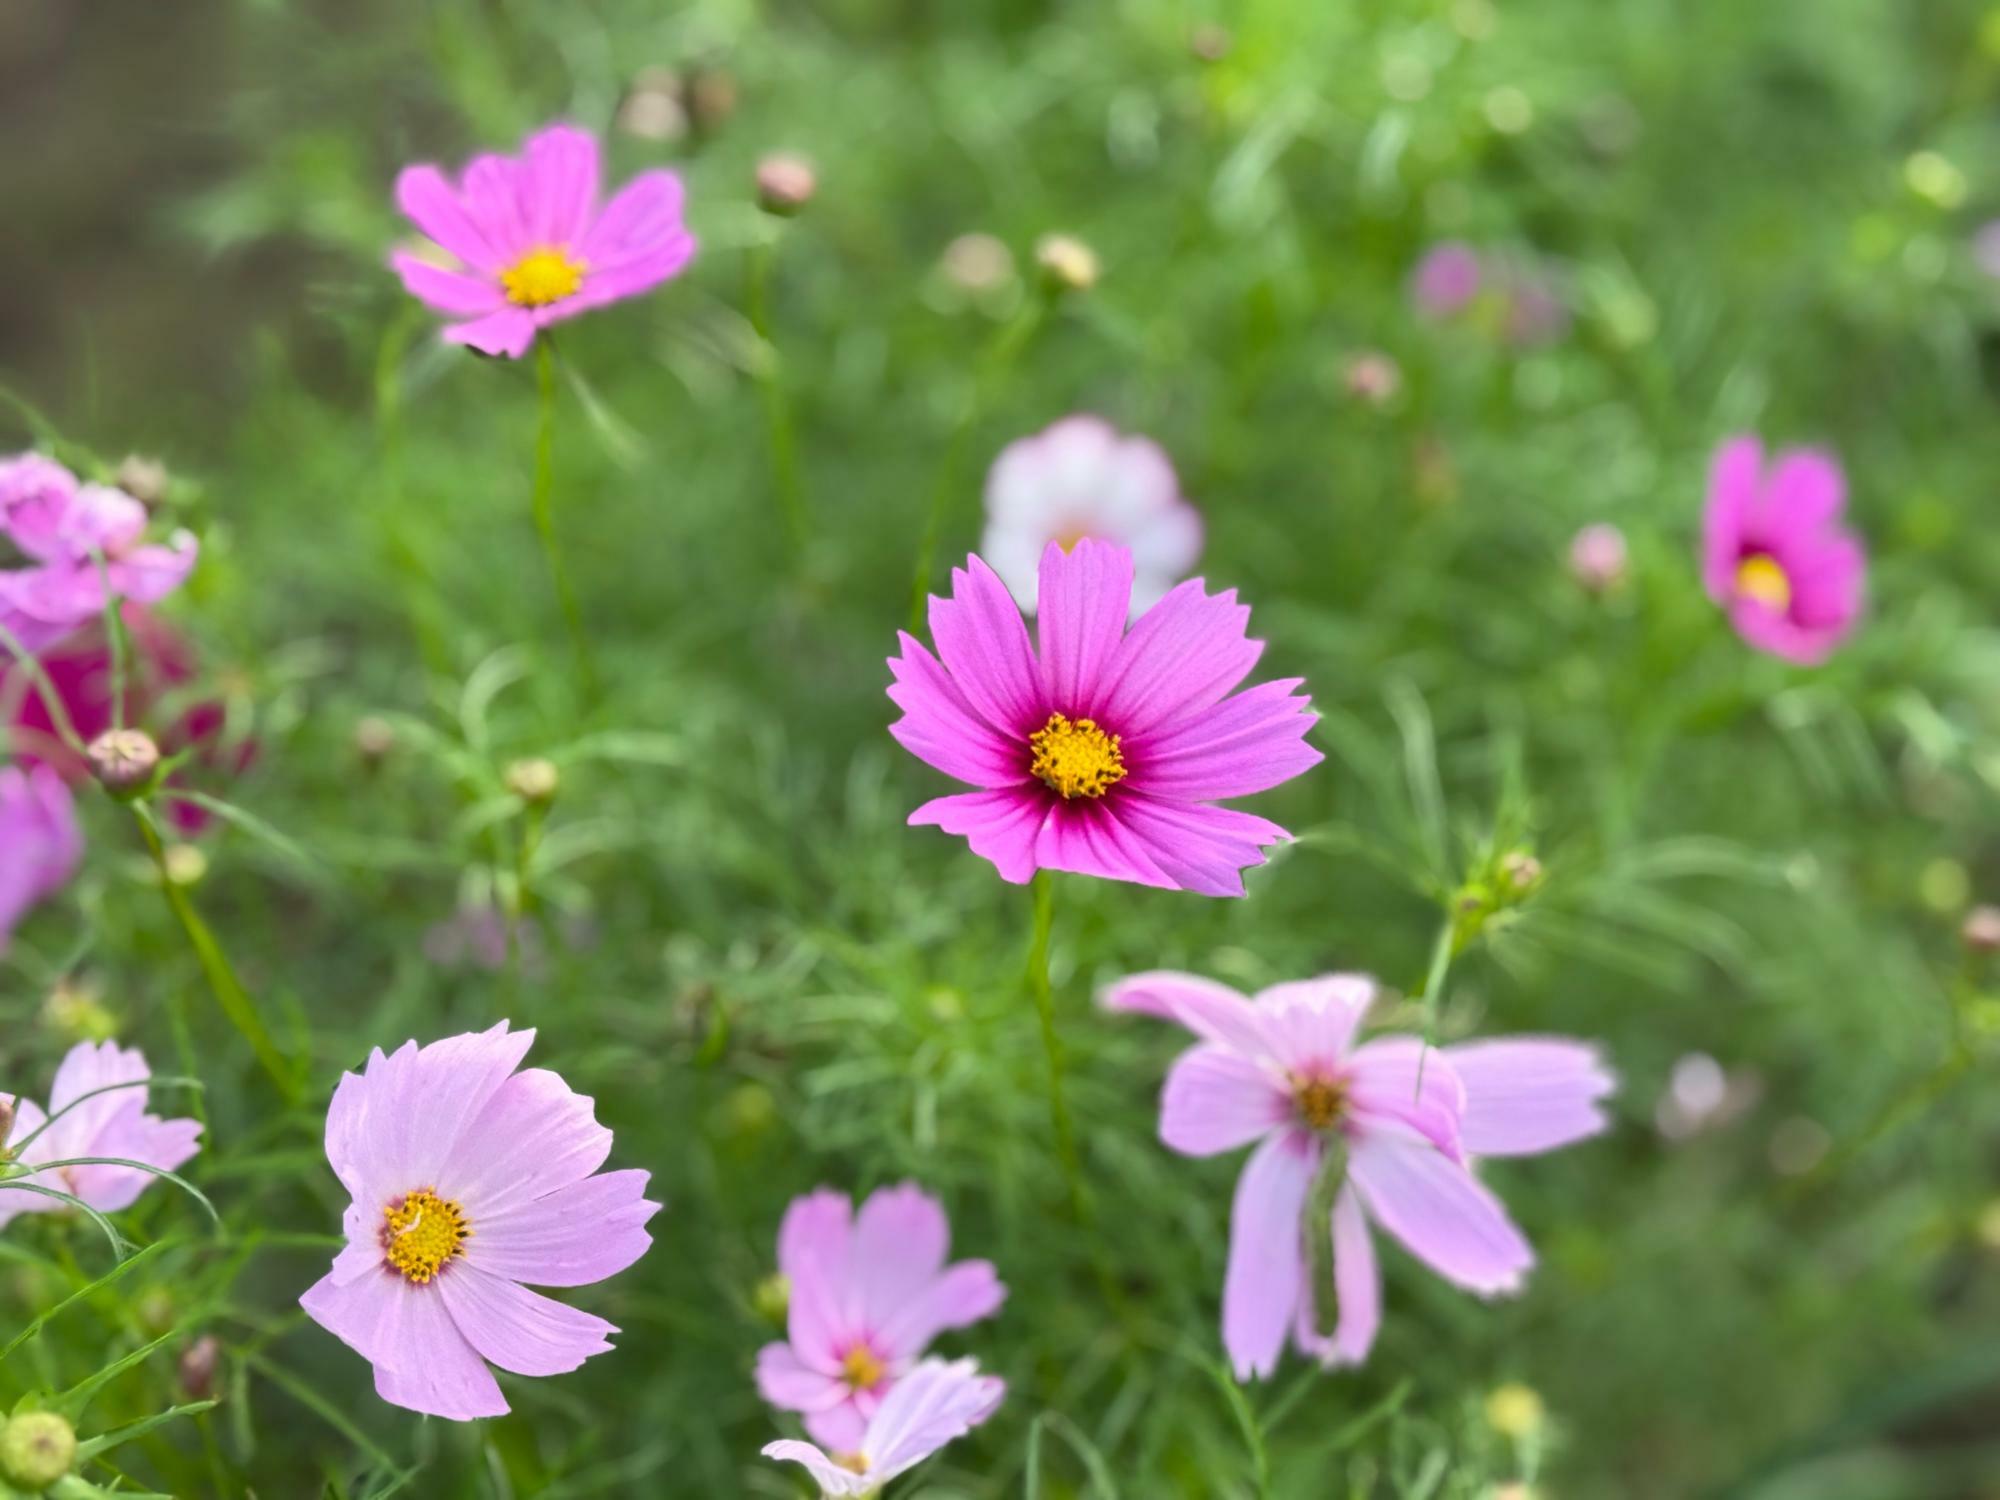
[1029, 713, 1126, 800]
[1734, 553, 1792, 612]
[500, 247, 587, 308]
[1294, 1076, 1347, 1131]
[382, 1188, 470, 1284]
[841, 1344, 886, 1391]
[832, 1452, 870, 1475]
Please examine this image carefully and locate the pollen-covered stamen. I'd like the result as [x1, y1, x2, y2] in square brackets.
[1293, 1076, 1348, 1131]
[1734, 553, 1791, 613]
[1030, 712, 1127, 799]
[832, 1452, 870, 1475]
[500, 247, 587, 308]
[841, 1344, 886, 1391]
[381, 1188, 471, 1284]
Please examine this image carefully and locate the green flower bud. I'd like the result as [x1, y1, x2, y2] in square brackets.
[1, 1412, 77, 1490]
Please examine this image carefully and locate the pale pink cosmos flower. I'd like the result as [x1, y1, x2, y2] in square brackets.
[1701, 436, 1865, 664]
[890, 539, 1321, 896]
[0, 1040, 201, 1229]
[298, 1022, 658, 1420]
[756, 1184, 1005, 1451]
[1104, 972, 1614, 1377]
[763, 1357, 1005, 1497]
[1568, 523, 1628, 594]
[1410, 241, 1483, 319]
[0, 763, 82, 957]
[980, 416, 1203, 618]
[0, 455, 198, 657]
[391, 123, 697, 358]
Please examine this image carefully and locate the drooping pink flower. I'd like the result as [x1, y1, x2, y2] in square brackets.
[0, 1040, 201, 1229]
[1104, 971, 1615, 1377]
[1701, 436, 1865, 664]
[0, 763, 82, 957]
[298, 1022, 658, 1420]
[0, 455, 197, 658]
[763, 1357, 1005, 1497]
[1410, 241, 1483, 319]
[980, 417, 1203, 617]
[391, 122, 698, 358]
[756, 1184, 1005, 1451]
[890, 539, 1322, 896]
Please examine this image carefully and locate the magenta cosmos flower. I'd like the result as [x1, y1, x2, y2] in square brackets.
[890, 539, 1321, 896]
[0, 763, 83, 957]
[392, 123, 697, 359]
[1701, 436, 1864, 664]
[981, 416, 1203, 617]
[0, 454, 197, 657]
[756, 1183, 1005, 1450]
[298, 1023, 658, 1420]
[764, 1357, 1006, 1498]
[1105, 971, 1615, 1377]
[1410, 241, 1483, 320]
[0, 1041, 201, 1229]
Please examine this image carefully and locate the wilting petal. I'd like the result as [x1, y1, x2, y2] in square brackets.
[437, 1265, 615, 1376]
[1348, 1132, 1532, 1296]
[1160, 1045, 1289, 1156]
[1223, 1129, 1317, 1379]
[1446, 1038, 1615, 1157]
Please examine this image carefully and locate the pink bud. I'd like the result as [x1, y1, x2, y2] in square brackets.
[1568, 523, 1629, 594]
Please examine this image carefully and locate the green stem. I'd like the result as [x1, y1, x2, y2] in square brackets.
[1027, 872, 1089, 1228]
[132, 805, 298, 1102]
[532, 339, 598, 701]
[746, 238, 807, 554]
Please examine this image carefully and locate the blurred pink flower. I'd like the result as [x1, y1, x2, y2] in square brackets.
[0, 454, 197, 657]
[391, 122, 697, 358]
[1500, 264, 1571, 347]
[0, 1040, 201, 1229]
[890, 539, 1321, 896]
[1568, 523, 1628, 593]
[1105, 971, 1615, 1377]
[755, 1183, 1005, 1451]
[763, 1357, 1005, 1497]
[1976, 221, 2000, 279]
[1701, 436, 1865, 664]
[980, 416, 1203, 617]
[0, 763, 81, 956]
[299, 1022, 659, 1420]
[1410, 241, 1483, 319]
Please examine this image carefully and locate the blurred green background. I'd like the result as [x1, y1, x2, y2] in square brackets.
[5, 0, 2000, 1496]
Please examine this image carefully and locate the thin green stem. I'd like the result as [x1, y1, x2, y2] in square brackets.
[746, 237, 807, 554]
[132, 804, 298, 1101]
[0, 618, 88, 754]
[532, 338, 598, 701]
[1027, 872, 1089, 1229]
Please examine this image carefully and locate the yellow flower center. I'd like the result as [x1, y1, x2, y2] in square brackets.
[1029, 713, 1127, 799]
[1734, 553, 1791, 612]
[1052, 524, 1091, 552]
[841, 1344, 886, 1391]
[381, 1188, 471, 1284]
[833, 1452, 870, 1475]
[500, 247, 587, 308]
[1294, 1076, 1347, 1130]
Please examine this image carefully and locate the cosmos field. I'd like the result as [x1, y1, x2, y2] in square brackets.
[3, 1, 2000, 1496]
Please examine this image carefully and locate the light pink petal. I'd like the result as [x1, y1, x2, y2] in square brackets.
[0, 767, 83, 955]
[1035, 538, 1132, 714]
[1327, 1185, 1380, 1364]
[1761, 448, 1846, 533]
[45, 1042, 150, 1156]
[1032, 798, 1175, 888]
[520, 124, 600, 248]
[395, 165, 503, 272]
[0, 454, 81, 562]
[390, 251, 507, 316]
[65, 1112, 202, 1213]
[875, 1260, 1006, 1359]
[1253, 976, 1375, 1076]
[445, 1066, 614, 1215]
[1444, 1038, 1616, 1157]
[1348, 1133, 1533, 1296]
[778, 1188, 854, 1286]
[0, 1099, 52, 1229]
[908, 787, 1048, 884]
[1094, 579, 1262, 736]
[436, 1264, 614, 1376]
[802, 1397, 870, 1453]
[1100, 971, 1273, 1059]
[1108, 795, 1290, 898]
[1702, 436, 1764, 601]
[1127, 678, 1321, 801]
[1159, 1045, 1290, 1156]
[468, 1168, 657, 1287]
[927, 556, 1046, 737]
[107, 535, 199, 608]
[887, 631, 1027, 790]
[442, 309, 538, 359]
[1344, 1038, 1467, 1160]
[864, 1358, 1006, 1480]
[756, 1341, 852, 1413]
[367, 1281, 509, 1420]
[398, 1023, 537, 1189]
[762, 1438, 871, 1497]
[787, 1255, 854, 1372]
[1224, 1130, 1318, 1380]
[580, 170, 689, 264]
[850, 1183, 950, 1324]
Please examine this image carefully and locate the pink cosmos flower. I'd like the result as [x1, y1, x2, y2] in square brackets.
[1410, 241, 1483, 319]
[0, 763, 82, 957]
[391, 123, 697, 358]
[763, 1357, 1005, 1497]
[1701, 436, 1865, 664]
[298, 1022, 658, 1420]
[890, 539, 1322, 896]
[1568, 523, 1628, 594]
[980, 416, 1203, 617]
[0, 455, 197, 658]
[0, 1040, 201, 1229]
[756, 1184, 1005, 1451]
[1104, 971, 1615, 1377]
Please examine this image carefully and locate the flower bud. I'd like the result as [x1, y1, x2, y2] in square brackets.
[180, 1334, 220, 1401]
[617, 67, 688, 144]
[86, 728, 160, 800]
[0, 1411, 77, 1490]
[1034, 234, 1099, 294]
[116, 454, 170, 506]
[753, 1271, 791, 1326]
[1188, 23, 1232, 62]
[1499, 850, 1543, 896]
[755, 153, 817, 217]
[1341, 351, 1401, 406]
[354, 715, 396, 766]
[1484, 1381, 1545, 1439]
[1963, 904, 2000, 954]
[941, 233, 1014, 296]
[504, 758, 560, 808]
[1568, 523, 1628, 594]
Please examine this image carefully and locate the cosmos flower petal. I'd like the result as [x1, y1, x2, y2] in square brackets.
[908, 787, 1047, 885]
[368, 1282, 510, 1421]
[437, 1265, 616, 1376]
[390, 251, 508, 316]
[394, 165, 502, 272]
[1035, 538, 1132, 712]
[63, 1112, 202, 1213]
[1111, 794, 1290, 897]
[109, 536, 200, 608]
[756, 1341, 852, 1413]
[0, 1098, 52, 1230]
[443, 309, 539, 359]
[761, 1439, 872, 1498]
[1348, 1132, 1533, 1296]
[1099, 970, 1272, 1057]
[851, 1183, 950, 1321]
[45, 1041, 151, 1152]
[520, 123, 600, 248]
[1328, 1186, 1381, 1364]
[1160, 1045, 1291, 1156]
[786, 1258, 854, 1372]
[461, 155, 529, 255]
[862, 1358, 1006, 1482]
[777, 1188, 854, 1287]
[803, 1398, 871, 1453]
[469, 1168, 659, 1287]
[1094, 578, 1261, 736]
[927, 557, 1045, 737]
[1033, 799, 1175, 888]
[1344, 1039, 1467, 1160]
[1763, 447, 1846, 532]
[1701, 436, 1763, 601]
[1444, 1038, 1616, 1157]
[1253, 976, 1376, 1076]
[1224, 1129, 1317, 1380]
[445, 1066, 614, 1215]
[580, 170, 689, 265]
[887, 632, 1025, 788]
[0, 765, 83, 958]
[875, 1259, 1007, 1360]
[1130, 677, 1322, 801]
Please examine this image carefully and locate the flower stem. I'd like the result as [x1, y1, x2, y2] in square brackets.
[746, 237, 807, 555]
[532, 338, 598, 701]
[132, 804, 298, 1102]
[1027, 871, 1090, 1227]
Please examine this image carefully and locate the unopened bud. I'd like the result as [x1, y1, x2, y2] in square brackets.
[0, 1411, 77, 1489]
[1963, 904, 2000, 954]
[87, 728, 160, 800]
[941, 233, 1014, 296]
[1341, 351, 1402, 406]
[756, 153, 817, 216]
[1035, 234, 1099, 294]
[354, 715, 396, 766]
[1500, 850, 1543, 895]
[617, 67, 688, 144]
[163, 844, 208, 888]
[1484, 1382, 1545, 1439]
[686, 66, 739, 134]
[505, 758, 560, 807]
[116, 454, 170, 506]
[1568, 523, 1629, 594]
[180, 1335, 220, 1401]
[1188, 23, 1232, 62]
[753, 1271, 791, 1326]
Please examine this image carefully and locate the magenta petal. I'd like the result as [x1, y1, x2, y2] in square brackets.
[443, 309, 538, 358]
[1160, 1046, 1289, 1157]
[1762, 447, 1845, 533]
[1130, 678, 1321, 802]
[580, 170, 688, 264]
[1110, 794, 1290, 897]
[469, 1168, 658, 1287]
[1702, 435, 1763, 601]
[787, 1258, 855, 1372]
[1445, 1038, 1615, 1157]
[562, 236, 698, 314]
[1223, 1129, 1317, 1380]
[437, 1265, 615, 1376]
[108, 536, 199, 609]
[394, 166, 502, 272]
[927, 556, 1046, 737]
[909, 787, 1048, 884]
[391, 251, 506, 316]
[1035, 538, 1132, 713]
[1344, 1038, 1467, 1160]
[1033, 799, 1174, 888]
[461, 155, 528, 260]
[521, 124, 600, 249]
[1095, 579, 1262, 736]
[756, 1341, 851, 1412]
[1348, 1133, 1533, 1296]
[875, 1259, 1007, 1358]
[887, 632, 1026, 789]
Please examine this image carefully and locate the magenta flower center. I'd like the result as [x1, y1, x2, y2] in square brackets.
[381, 1187, 470, 1284]
[840, 1343, 886, 1391]
[501, 248, 587, 308]
[1733, 553, 1791, 613]
[1292, 1075, 1348, 1131]
[1029, 713, 1127, 799]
